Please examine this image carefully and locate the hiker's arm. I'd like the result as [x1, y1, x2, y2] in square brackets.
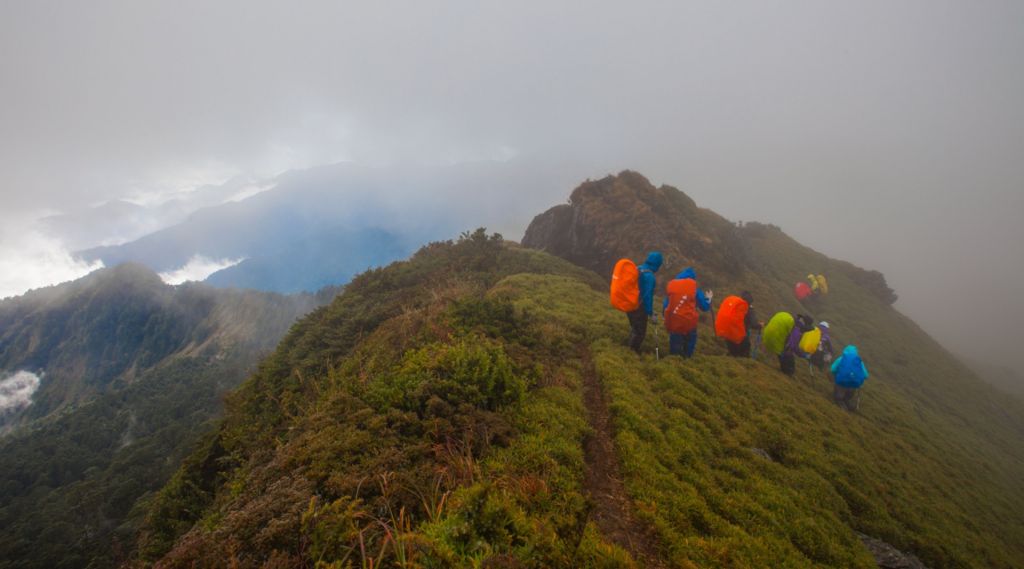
[861, 362, 869, 380]
[830, 357, 842, 374]
[697, 289, 711, 312]
[640, 272, 655, 315]
[746, 308, 762, 330]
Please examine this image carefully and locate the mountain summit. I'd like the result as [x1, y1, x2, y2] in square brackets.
[523, 171, 897, 305]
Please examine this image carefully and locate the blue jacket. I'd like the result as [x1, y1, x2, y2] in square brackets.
[831, 345, 869, 388]
[638, 252, 663, 316]
[661, 267, 711, 315]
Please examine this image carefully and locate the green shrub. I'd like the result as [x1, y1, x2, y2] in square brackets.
[367, 336, 526, 415]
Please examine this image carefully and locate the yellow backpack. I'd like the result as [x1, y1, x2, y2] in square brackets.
[799, 327, 822, 355]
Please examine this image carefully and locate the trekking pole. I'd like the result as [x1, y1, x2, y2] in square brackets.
[654, 316, 660, 361]
[706, 290, 715, 324]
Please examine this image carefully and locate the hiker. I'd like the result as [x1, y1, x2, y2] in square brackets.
[763, 311, 795, 362]
[610, 252, 663, 353]
[780, 314, 814, 375]
[794, 281, 812, 301]
[717, 291, 762, 357]
[807, 274, 821, 295]
[809, 321, 834, 370]
[831, 345, 868, 411]
[816, 274, 829, 295]
[662, 267, 711, 358]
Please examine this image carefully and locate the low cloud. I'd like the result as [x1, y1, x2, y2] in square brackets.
[159, 255, 245, 285]
[225, 183, 276, 203]
[0, 371, 41, 415]
[0, 227, 104, 299]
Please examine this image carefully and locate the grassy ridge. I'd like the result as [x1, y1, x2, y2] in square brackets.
[504, 272, 1024, 567]
[135, 231, 1023, 567]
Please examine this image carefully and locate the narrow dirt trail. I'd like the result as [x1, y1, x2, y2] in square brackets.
[580, 350, 667, 568]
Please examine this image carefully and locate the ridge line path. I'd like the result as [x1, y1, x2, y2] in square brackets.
[580, 349, 667, 568]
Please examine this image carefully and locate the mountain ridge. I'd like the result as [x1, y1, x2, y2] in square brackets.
[0, 262, 335, 568]
[119, 173, 1023, 568]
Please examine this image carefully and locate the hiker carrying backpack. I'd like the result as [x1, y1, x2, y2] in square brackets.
[717, 291, 762, 358]
[809, 322, 833, 370]
[779, 314, 814, 376]
[611, 252, 662, 353]
[662, 267, 710, 358]
[794, 281, 812, 301]
[807, 274, 821, 294]
[763, 312, 795, 357]
[831, 345, 868, 411]
[816, 274, 829, 295]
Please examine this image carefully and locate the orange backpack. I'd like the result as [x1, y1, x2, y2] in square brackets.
[664, 278, 699, 334]
[610, 258, 641, 312]
[715, 295, 750, 344]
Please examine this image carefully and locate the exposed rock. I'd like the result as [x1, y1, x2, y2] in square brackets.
[521, 171, 898, 305]
[521, 171, 746, 289]
[749, 447, 773, 461]
[857, 532, 930, 569]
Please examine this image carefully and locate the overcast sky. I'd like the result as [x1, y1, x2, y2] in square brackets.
[1, 1, 1022, 368]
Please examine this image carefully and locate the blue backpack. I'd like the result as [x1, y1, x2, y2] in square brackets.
[835, 352, 867, 387]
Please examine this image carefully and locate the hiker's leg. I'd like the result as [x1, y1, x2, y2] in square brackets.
[683, 330, 698, 358]
[739, 335, 751, 357]
[780, 353, 795, 375]
[627, 309, 647, 352]
[669, 333, 683, 356]
[833, 385, 848, 409]
[726, 341, 743, 357]
[837, 386, 858, 410]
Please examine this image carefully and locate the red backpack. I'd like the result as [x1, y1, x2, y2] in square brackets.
[664, 278, 699, 334]
[715, 295, 749, 344]
[610, 259, 641, 312]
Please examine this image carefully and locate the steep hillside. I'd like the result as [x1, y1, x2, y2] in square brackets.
[0, 265, 330, 568]
[129, 213, 1024, 569]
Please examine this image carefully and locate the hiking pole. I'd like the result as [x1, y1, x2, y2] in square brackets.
[654, 315, 660, 361]
[706, 289, 715, 324]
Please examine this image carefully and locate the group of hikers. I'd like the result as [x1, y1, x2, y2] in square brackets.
[795, 273, 829, 301]
[610, 252, 869, 411]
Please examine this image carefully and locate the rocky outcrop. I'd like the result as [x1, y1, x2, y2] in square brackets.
[857, 533, 930, 569]
[522, 171, 898, 306]
[521, 171, 746, 288]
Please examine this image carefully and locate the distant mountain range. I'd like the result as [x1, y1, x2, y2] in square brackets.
[77, 160, 583, 293]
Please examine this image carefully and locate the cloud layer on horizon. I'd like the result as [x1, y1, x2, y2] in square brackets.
[0, 227, 104, 299]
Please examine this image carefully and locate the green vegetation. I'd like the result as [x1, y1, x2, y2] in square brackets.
[132, 226, 1024, 567]
[0, 264, 326, 569]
